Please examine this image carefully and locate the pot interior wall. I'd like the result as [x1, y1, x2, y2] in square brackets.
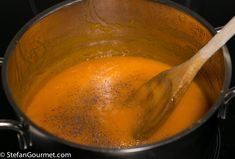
[6, 0, 225, 112]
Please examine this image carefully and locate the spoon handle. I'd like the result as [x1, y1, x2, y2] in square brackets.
[198, 16, 235, 60]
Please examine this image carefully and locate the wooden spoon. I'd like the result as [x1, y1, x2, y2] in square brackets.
[133, 16, 235, 140]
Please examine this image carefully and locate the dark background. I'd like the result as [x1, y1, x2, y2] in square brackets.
[0, 0, 234, 159]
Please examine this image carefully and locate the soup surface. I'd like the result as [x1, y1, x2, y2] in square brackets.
[26, 56, 210, 148]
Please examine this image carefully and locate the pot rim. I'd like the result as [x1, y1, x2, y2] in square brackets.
[1, 0, 232, 154]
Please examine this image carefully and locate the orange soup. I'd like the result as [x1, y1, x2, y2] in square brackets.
[26, 56, 210, 148]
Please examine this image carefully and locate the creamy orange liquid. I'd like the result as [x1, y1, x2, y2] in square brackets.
[26, 56, 210, 148]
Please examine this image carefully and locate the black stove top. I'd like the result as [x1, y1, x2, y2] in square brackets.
[0, 1, 235, 159]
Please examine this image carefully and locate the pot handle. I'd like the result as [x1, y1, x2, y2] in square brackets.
[219, 87, 235, 119]
[0, 120, 31, 149]
[0, 57, 31, 150]
[225, 87, 235, 104]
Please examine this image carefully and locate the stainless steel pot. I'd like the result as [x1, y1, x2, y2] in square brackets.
[0, 0, 235, 158]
